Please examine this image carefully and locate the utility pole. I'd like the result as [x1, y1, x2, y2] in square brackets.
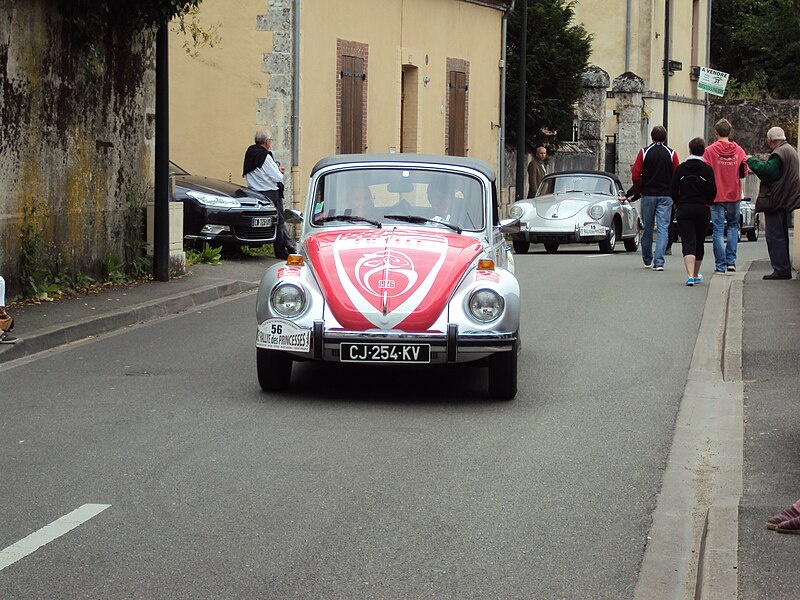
[515, 0, 527, 199]
[662, 0, 670, 135]
[153, 24, 170, 282]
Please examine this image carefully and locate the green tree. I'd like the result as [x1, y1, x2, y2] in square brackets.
[711, 0, 800, 98]
[505, 0, 593, 150]
[55, 0, 204, 27]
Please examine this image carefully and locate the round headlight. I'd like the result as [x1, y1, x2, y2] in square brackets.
[509, 204, 525, 220]
[588, 204, 605, 220]
[270, 283, 307, 317]
[468, 289, 504, 323]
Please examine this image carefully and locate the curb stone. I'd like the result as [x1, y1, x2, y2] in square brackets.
[0, 280, 257, 364]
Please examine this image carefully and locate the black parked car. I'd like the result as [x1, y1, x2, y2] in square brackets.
[170, 161, 278, 249]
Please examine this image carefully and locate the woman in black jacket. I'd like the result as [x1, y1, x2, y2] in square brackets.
[670, 137, 718, 286]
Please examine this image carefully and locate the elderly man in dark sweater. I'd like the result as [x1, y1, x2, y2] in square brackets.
[746, 126, 800, 280]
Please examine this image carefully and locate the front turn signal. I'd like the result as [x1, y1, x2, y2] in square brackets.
[287, 254, 304, 266]
[477, 258, 495, 271]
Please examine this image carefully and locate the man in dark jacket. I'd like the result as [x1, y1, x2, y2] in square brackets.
[527, 146, 547, 197]
[630, 125, 680, 270]
[746, 127, 800, 280]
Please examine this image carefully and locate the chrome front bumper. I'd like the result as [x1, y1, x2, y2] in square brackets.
[292, 322, 518, 364]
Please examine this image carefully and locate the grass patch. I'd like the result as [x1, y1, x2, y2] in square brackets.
[241, 244, 274, 257]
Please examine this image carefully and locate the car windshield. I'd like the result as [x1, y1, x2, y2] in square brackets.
[169, 161, 189, 176]
[538, 175, 614, 197]
[310, 168, 485, 232]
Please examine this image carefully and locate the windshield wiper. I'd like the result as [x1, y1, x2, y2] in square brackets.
[383, 214, 462, 234]
[318, 214, 382, 228]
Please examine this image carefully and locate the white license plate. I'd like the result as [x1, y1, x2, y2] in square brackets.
[256, 318, 311, 352]
[340, 343, 431, 363]
[252, 217, 273, 228]
[580, 224, 604, 236]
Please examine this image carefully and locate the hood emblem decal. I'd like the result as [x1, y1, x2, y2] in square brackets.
[332, 230, 449, 329]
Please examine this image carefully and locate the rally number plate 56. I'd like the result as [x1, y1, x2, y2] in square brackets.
[340, 343, 431, 363]
[256, 318, 311, 352]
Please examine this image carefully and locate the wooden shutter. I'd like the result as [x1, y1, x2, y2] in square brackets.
[340, 55, 364, 154]
[448, 70, 467, 156]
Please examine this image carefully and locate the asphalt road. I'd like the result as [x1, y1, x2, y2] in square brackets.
[0, 239, 764, 599]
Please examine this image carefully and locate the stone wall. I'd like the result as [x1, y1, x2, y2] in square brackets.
[257, 0, 294, 201]
[708, 99, 799, 156]
[0, 1, 155, 298]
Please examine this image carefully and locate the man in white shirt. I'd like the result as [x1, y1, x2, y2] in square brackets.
[243, 130, 284, 192]
[242, 130, 295, 257]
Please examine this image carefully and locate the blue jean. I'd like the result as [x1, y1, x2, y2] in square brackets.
[711, 201, 739, 272]
[640, 196, 673, 266]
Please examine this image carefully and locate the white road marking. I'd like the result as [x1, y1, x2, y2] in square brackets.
[0, 503, 111, 571]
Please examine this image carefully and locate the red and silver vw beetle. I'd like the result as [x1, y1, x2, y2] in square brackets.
[255, 154, 521, 399]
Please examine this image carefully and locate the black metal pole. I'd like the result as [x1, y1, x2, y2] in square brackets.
[154, 23, 170, 281]
[662, 0, 670, 134]
[515, 0, 527, 199]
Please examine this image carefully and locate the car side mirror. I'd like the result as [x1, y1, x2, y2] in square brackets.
[284, 208, 303, 224]
[499, 217, 520, 234]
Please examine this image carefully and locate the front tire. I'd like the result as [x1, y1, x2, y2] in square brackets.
[599, 221, 618, 253]
[544, 242, 559, 253]
[623, 229, 640, 251]
[257, 348, 293, 391]
[513, 240, 530, 254]
[488, 340, 518, 400]
[747, 223, 759, 242]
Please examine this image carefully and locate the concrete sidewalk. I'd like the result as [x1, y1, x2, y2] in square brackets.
[738, 258, 800, 599]
[0, 255, 277, 365]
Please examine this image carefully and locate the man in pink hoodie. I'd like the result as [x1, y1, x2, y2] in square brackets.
[703, 118, 748, 274]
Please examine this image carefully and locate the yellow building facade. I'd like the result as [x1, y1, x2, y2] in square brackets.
[573, 0, 711, 163]
[168, 0, 512, 205]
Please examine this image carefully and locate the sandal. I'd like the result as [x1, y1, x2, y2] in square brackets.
[766, 504, 800, 530]
[776, 515, 800, 534]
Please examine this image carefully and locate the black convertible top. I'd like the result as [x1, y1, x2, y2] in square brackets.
[310, 153, 496, 181]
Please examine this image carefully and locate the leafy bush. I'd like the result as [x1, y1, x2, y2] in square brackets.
[186, 243, 223, 265]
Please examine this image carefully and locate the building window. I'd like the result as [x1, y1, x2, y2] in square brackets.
[690, 0, 700, 68]
[337, 40, 369, 154]
[446, 58, 469, 156]
[401, 65, 419, 153]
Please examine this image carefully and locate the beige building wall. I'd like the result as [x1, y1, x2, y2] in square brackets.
[168, 0, 508, 204]
[573, 0, 710, 158]
[168, 0, 275, 184]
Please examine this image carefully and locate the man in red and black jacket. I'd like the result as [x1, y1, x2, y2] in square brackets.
[629, 125, 680, 270]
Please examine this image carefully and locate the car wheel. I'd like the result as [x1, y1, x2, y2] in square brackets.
[544, 243, 559, 253]
[513, 240, 530, 254]
[623, 229, 640, 252]
[488, 339, 518, 400]
[599, 221, 618, 253]
[257, 348, 293, 391]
